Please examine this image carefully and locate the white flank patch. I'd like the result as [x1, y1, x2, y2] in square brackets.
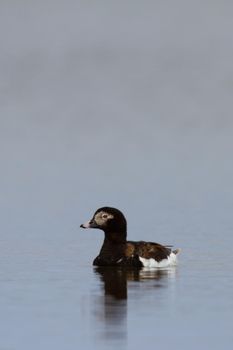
[139, 252, 178, 268]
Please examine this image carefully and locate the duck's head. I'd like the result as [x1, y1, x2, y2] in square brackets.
[80, 207, 127, 236]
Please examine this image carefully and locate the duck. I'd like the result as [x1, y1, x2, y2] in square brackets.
[80, 207, 181, 267]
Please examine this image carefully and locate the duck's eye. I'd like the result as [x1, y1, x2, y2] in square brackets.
[102, 214, 108, 219]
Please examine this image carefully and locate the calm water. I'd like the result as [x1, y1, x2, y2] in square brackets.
[1, 1, 233, 349]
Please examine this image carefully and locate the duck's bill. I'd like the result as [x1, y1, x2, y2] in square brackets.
[80, 220, 98, 229]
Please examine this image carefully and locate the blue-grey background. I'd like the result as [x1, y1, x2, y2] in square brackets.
[0, 1, 233, 349]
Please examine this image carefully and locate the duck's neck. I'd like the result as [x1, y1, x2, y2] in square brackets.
[99, 231, 127, 259]
[104, 230, 127, 244]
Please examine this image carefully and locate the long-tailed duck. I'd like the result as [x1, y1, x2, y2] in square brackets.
[80, 207, 181, 267]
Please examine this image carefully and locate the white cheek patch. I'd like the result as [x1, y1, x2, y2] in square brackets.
[94, 212, 114, 225]
[139, 253, 178, 268]
[94, 212, 104, 225]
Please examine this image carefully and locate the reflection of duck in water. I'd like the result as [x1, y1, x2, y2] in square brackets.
[95, 267, 128, 299]
[94, 266, 176, 300]
[81, 207, 181, 267]
[93, 266, 176, 341]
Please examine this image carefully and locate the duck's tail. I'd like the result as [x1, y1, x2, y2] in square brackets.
[173, 248, 181, 255]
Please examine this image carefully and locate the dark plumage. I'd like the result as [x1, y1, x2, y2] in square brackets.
[80, 207, 180, 267]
